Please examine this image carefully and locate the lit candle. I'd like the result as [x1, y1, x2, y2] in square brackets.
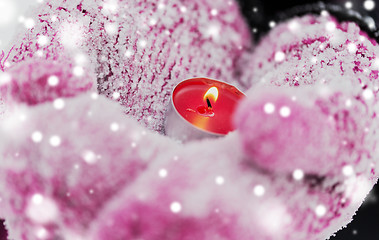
[165, 77, 245, 141]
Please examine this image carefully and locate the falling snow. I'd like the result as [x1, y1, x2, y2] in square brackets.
[47, 75, 59, 87]
[31, 131, 43, 143]
[263, 102, 275, 114]
[0, 1, 379, 240]
[363, 0, 375, 11]
[293, 169, 304, 180]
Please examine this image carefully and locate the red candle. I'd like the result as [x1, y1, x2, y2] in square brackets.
[165, 78, 245, 141]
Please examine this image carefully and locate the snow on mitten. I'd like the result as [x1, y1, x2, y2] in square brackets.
[6, 0, 251, 132]
[0, 58, 94, 108]
[1, 1, 379, 240]
[234, 14, 379, 238]
[0, 94, 175, 239]
[0, 0, 251, 239]
[70, 15, 379, 240]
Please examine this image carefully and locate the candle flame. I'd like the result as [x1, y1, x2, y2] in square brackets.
[204, 87, 219, 102]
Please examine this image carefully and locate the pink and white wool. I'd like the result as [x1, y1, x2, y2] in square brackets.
[0, 0, 379, 239]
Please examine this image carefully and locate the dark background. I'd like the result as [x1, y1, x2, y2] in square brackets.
[1, 0, 379, 239]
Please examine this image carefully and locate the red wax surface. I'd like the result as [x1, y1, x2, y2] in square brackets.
[172, 78, 245, 135]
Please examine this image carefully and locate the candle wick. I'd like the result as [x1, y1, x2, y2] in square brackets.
[206, 97, 212, 109]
